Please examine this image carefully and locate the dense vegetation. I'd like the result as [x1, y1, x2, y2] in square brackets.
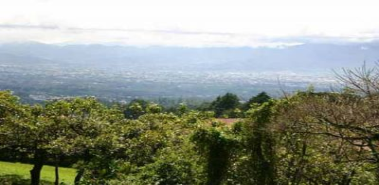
[1, 65, 379, 184]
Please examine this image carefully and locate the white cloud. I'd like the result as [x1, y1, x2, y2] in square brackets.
[0, 0, 379, 46]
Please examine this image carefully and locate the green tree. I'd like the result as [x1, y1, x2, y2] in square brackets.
[244, 101, 277, 185]
[192, 125, 236, 185]
[242, 91, 271, 111]
[123, 99, 149, 119]
[210, 93, 240, 118]
[176, 103, 188, 116]
[0, 91, 51, 185]
[146, 103, 162, 114]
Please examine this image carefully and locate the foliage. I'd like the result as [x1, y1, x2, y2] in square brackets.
[242, 91, 271, 111]
[2, 68, 379, 185]
[209, 93, 240, 118]
[123, 99, 149, 119]
[192, 125, 237, 185]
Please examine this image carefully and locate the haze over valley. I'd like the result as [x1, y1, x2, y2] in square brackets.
[0, 41, 375, 103]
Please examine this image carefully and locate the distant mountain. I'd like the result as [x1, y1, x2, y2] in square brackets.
[0, 42, 377, 72]
[0, 52, 53, 65]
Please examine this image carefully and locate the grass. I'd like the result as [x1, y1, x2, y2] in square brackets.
[0, 161, 77, 185]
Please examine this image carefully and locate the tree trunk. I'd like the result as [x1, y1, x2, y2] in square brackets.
[30, 150, 45, 185]
[74, 169, 84, 185]
[54, 157, 59, 185]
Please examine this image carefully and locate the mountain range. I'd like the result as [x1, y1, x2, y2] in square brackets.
[0, 42, 377, 72]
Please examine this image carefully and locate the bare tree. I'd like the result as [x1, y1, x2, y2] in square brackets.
[334, 62, 379, 97]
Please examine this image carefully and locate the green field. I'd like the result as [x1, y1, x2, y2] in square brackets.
[0, 161, 77, 185]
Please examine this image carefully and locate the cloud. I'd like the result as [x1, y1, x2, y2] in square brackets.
[1, 0, 379, 47]
[1, 23, 378, 47]
[0, 23, 275, 47]
[0, 23, 238, 36]
[0, 24, 59, 30]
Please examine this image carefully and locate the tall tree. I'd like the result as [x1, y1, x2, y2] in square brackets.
[242, 91, 271, 111]
[192, 126, 236, 185]
[210, 93, 240, 117]
[245, 101, 277, 185]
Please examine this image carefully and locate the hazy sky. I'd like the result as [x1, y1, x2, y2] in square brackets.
[1, 0, 379, 47]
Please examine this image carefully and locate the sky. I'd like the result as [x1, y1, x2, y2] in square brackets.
[1, 0, 379, 47]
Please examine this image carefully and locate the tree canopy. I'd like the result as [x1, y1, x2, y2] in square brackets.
[2, 65, 379, 184]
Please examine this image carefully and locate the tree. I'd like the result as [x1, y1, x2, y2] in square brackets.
[0, 91, 27, 162]
[210, 93, 240, 117]
[123, 99, 150, 119]
[94, 111, 205, 184]
[192, 124, 237, 185]
[242, 91, 271, 111]
[146, 103, 162, 114]
[243, 101, 277, 185]
[0, 91, 50, 185]
[46, 98, 124, 184]
[176, 103, 188, 116]
[0, 96, 121, 185]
